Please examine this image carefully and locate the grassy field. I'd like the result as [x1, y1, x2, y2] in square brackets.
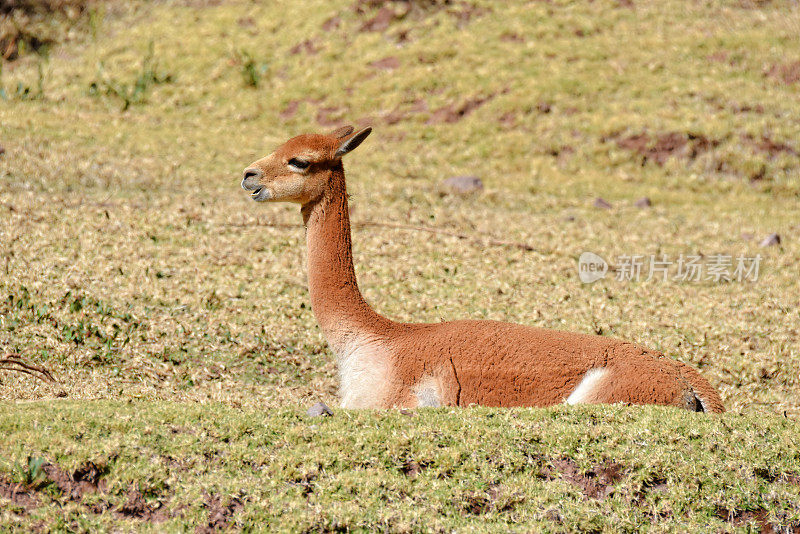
[1, 0, 800, 530]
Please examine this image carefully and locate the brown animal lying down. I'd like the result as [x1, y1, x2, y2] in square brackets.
[241, 126, 725, 413]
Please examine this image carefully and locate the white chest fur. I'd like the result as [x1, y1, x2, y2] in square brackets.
[336, 338, 390, 408]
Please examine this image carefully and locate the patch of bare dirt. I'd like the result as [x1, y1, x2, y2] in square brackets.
[742, 134, 797, 157]
[354, 0, 489, 35]
[3, 458, 184, 523]
[42, 460, 108, 500]
[116, 485, 171, 522]
[279, 98, 323, 121]
[458, 485, 520, 515]
[0, 477, 41, 512]
[427, 94, 494, 124]
[196, 492, 243, 533]
[0, 460, 109, 515]
[499, 31, 524, 43]
[383, 98, 428, 124]
[287, 471, 316, 497]
[498, 111, 516, 128]
[630, 475, 669, 506]
[288, 39, 320, 56]
[316, 106, 347, 127]
[400, 459, 429, 478]
[614, 131, 719, 166]
[707, 51, 732, 64]
[543, 458, 625, 500]
[715, 507, 782, 532]
[368, 56, 400, 70]
[321, 15, 341, 31]
[766, 61, 800, 85]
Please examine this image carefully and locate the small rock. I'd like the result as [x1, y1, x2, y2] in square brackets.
[593, 197, 613, 209]
[741, 232, 754, 241]
[441, 175, 484, 195]
[634, 197, 652, 208]
[399, 409, 415, 416]
[759, 233, 781, 247]
[306, 401, 333, 417]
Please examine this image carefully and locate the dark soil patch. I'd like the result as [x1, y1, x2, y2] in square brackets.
[0, 459, 110, 515]
[42, 460, 108, 500]
[384, 98, 428, 124]
[614, 131, 719, 166]
[196, 492, 244, 533]
[4, 458, 181, 522]
[631, 475, 669, 505]
[316, 106, 347, 127]
[731, 102, 765, 114]
[0, 477, 41, 512]
[368, 56, 400, 70]
[279, 100, 302, 120]
[427, 94, 494, 124]
[742, 134, 797, 157]
[593, 197, 612, 209]
[116, 485, 171, 522]
[766, 61, 800, 85]
[354, 0, 488, 34]
[500, 31, 525, 43]
[400, 459, 427, 478]
[707, 51, 731, 64]
[360, 5, 396, 31]
[498, 111, 516, 128]
[321, 15, 341, 31]
[458, 485, 519, 515]
[715, 507, 780, 531]
[288, 39, 320, 56]
[287, 471, 317, 497]
[544, 458, 625, 500]
[460, 491, 492, 515]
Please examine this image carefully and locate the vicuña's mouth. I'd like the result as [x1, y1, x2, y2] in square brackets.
[250, 187, 270, 201]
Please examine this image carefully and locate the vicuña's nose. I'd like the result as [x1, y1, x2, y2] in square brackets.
[241, 167, 263, 190]
[243, 167, 262, 181]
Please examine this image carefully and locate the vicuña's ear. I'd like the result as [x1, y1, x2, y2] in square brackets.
[334, 127, 372, 158]
[329, 125, 355, 139]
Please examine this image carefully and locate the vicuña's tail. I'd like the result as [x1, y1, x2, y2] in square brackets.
[675, 361, 725, 414]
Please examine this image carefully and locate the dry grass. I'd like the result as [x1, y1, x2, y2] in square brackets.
[1, 0, 800, 529]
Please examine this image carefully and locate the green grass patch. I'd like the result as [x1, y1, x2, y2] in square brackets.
[1, 401, 799, 531]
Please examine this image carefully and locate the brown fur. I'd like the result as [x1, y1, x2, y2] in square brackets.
[241, 127, 725, 413]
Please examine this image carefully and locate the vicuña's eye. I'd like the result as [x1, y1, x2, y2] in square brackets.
[288, 158, 310, 170]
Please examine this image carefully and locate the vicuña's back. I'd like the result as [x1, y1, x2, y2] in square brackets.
[241, 126, 725, 413]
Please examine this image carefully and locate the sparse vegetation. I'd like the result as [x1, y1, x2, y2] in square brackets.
[232, 49, 268, 88]
[88, 41, 173, 110]
[1, 0, 800, 530]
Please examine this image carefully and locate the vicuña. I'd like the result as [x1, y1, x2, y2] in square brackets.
[241, 126, 724, 413]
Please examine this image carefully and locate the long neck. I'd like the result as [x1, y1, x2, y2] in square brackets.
[302, 166, 392, 353]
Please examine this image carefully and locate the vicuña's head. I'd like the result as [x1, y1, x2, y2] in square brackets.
[241, 125, 372, 204]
